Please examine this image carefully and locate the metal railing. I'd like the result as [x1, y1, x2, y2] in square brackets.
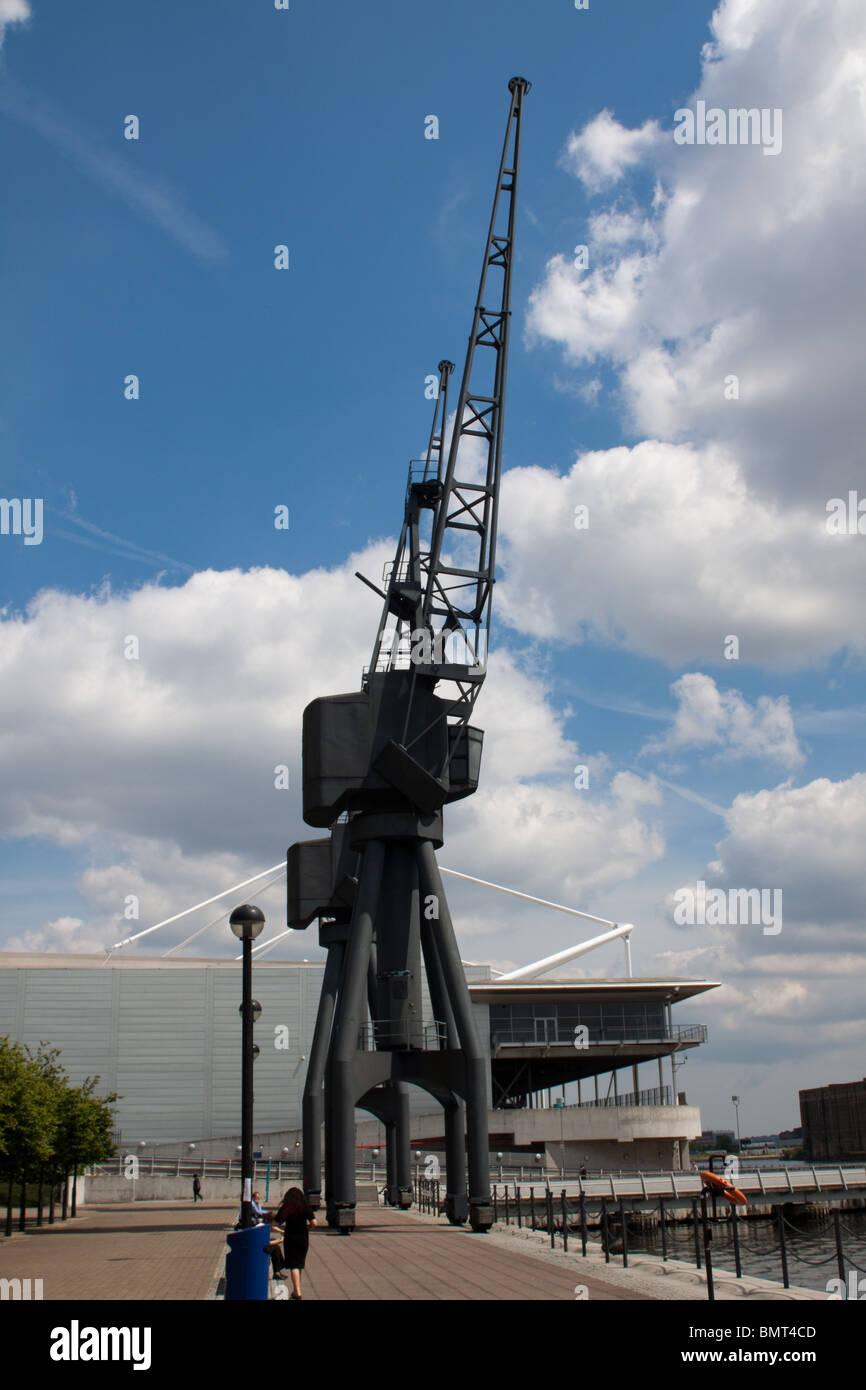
[488, 1182, 866, 1300]
[357, 1021, 449, 1051]
[491, 1023, 707, 1048]
[577, 1085, 674, 1109]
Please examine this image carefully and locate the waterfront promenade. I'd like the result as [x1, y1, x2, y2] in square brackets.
[0, 1200, 650, 1301]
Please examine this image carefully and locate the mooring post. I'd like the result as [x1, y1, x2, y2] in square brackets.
[732, 1207, 742, 1278]
[833, 1209, 845, 1285]
[701, 1190, 715, 1301]
[777, 1206, 790, 1288]
[692, 1198, 702, 1268]
[659, 1197, 667, 1260]
[619, 1196, 628, 1268]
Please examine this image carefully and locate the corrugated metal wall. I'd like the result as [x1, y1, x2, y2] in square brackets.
[0, 961, 491, 1143]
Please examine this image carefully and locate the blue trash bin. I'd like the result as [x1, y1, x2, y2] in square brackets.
[225, 1223, 271, 1300]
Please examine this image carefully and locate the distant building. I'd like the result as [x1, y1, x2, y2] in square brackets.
[778, 1127, 803, 1144]
[698, 1129, 734, 1148]
[800, 1078, 866, 1161]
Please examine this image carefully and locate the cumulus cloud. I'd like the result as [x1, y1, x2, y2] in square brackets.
[641, 672, 804, 768]
[560, 109, 662, 193]
[0, 0, 30, 47]
[496, 443, 863, 667]
[0, 555, 666, 955]
[706, 773, 866, 945]
[519, 0, 866, 669]
[657, 772, 866, 980]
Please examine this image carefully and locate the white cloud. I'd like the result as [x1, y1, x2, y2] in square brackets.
[0, 556, 666, 955]
[560, 109, 662, 193]
[707, 773, 866, 944]
[641, 672, 804, 768]
[497, 443, 863, 667]
[520, 0, 866, 669]
[0, 0, 30, 43]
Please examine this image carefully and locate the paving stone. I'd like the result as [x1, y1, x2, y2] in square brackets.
[0, 1200, 656, 1301]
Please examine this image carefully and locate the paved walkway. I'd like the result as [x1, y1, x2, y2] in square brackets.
[0, 1201, 655, 1301]
[0, 1201, 233, 1301]
[295, 1206, 652, 1300]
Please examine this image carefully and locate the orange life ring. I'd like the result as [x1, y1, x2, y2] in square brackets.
[700, 1170, 747, 1206]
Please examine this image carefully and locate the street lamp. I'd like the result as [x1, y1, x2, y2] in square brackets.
[731, 1095, 742, 1154]
[229, 903, 265, 1228]
[554, 1097, 565, 1176]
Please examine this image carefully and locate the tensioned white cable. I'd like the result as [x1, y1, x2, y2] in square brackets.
[163, 908, 232, 958]
[112, 860, 621, 959]
[242, 926, 295, 960]
[439, 867, 617, 929]
[109, 860, 286, 951]
[164, 868, 288, 956]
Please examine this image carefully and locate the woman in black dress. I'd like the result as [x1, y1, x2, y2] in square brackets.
[272, 1188, 316, 1300]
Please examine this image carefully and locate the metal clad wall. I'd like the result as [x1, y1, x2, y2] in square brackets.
[0, 959, 493, 1143]
[116, 970, 209, 1140]
[17, 967, 115, 1089]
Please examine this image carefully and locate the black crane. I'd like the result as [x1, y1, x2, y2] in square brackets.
[286, 76, 530, 1234]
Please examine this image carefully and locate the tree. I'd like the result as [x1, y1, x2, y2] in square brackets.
[0, 1038, 58, 1233]
[0, 1038, 117, 1228]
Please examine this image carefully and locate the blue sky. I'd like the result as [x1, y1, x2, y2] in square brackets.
[1, 0, 865, 1133]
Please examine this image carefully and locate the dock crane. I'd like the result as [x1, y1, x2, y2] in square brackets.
[286, 76, 530, 1233]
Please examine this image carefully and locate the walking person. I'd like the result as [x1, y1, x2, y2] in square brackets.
[271, 1188, 316, 1300]
[192, 1174, 203, 1203]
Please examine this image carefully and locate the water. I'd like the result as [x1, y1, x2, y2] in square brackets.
[625, 1208, 866, 1294]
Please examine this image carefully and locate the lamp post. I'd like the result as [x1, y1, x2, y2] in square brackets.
[229, 904, 265, 1229]
[554, 1098, 565, 1176]
[731, 1095, 741, 1155]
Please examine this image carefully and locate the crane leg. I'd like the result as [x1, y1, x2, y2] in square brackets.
[444, 1095, 469, 1224]
[418, 840, 492, 1231]
[420, 905, 468, 1223]
[327, 838, 385, 1231]
[383, 1085, 412, 1207]
[301, 936, 344, 1209]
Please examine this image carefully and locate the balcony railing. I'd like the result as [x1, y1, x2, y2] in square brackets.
[576, 1085, 674, 1108]
[490, 1024, 708, 1048]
